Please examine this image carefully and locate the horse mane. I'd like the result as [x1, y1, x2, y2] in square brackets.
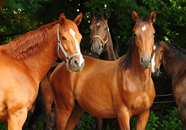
[121, 37, 134, 70]
[7, 20, 59, 60]
[110, 28, 119, 59]
[163, 40, 186, 60]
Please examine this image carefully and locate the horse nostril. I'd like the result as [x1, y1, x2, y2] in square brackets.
[155, 68, 159, 73]
[73, 59, 79, 67]
[98, 45, 101, 50]
[141, 58, 143, 63]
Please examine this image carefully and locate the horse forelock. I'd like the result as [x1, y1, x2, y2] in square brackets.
[7, 21, 59, 60]
[154, 37, 161, 47]
[91, 15, 106, 25]
[135, 17, 150, 27]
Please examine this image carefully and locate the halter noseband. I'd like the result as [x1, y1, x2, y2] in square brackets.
[91, 28, 109, 46]
[57, 24, 82, 72]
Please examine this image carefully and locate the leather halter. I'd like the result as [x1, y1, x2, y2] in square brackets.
[91, 28, 109, 46]
[57, 24, 82, 72]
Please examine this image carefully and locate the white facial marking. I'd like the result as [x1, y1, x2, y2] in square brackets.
[151, 54, 155, 73]
[153, 45, 156, 50]
[142, 26, 146, 31]
[69, 28, 84, 65]
[97, 23, 100, 26]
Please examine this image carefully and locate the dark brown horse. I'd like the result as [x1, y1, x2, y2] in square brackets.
[151, 39, 186, 130]
[50, 10, 157, 130]
[89, 9, 119, 130]
[0, 13, 84, 129]
[89, 9, 119, 60]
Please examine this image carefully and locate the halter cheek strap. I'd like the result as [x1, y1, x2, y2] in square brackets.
[57, 24, 82, 72]
[91, 28, 109, 46]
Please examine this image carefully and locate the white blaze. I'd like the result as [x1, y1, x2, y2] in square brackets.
[142, 26, 146, 31]
[69, 28, 84, 65]
[151, 54, 155, 73]
[97, 23, 100, 26]
[153, 45, 156, 50]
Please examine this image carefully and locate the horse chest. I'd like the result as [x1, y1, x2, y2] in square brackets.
[121, 79, 155, 113]
[0, 66, 38, 108]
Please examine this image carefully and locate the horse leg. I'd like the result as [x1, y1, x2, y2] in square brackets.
[135, 110, 150, 130]
[95, 117, 103, 130]
[75, 120, 81, 130]
[54, 94, 75, 130]
[65, 101, 85, 130]
[177, 104, 186, 130]
[7, 108, 27, 130]
[28, 85, 45, 130]
[117, 108, 130, 130]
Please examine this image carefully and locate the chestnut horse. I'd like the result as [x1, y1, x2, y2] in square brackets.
[0, 13, 84, 130]
[50, 10, 157, 130]
[151, 39, 186, 129]
[28, 9, 120, 130]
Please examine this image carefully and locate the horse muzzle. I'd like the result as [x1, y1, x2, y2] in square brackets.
[151, 68, 160, 77]
[140, 53, 151, 69]
[70, 56, 85, 72]
[90, 42, 103, 55]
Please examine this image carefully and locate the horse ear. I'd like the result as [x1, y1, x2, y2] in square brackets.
[131, 10, 139, 23]
[59, 13, 66, 26]
[149, 9, 157, 23]
[89, 10, 95, 21]
[73, 13, 83, 26]
[103, 9, 108, 20]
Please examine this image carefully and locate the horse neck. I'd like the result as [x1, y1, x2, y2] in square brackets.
[98, 33, 117, 61]
[18, 25, 58, 82]
[162, 43, 186, 83]
[130, 46, 151, 80]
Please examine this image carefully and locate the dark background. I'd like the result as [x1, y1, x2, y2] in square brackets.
[0, 0, 185, 129]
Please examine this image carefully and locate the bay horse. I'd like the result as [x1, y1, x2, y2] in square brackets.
[50, 9, 157, 130]
[0, 12, 84, 130]
[89, 9, 119, 130]
[151, 39, 186, 129]
[89, 9, 119, 60]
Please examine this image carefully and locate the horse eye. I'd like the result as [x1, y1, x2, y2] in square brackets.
[134, 33, 137, 37]
[104, 27, 108, 31]
[62, 36, 66, 40]
[160, 50, 163, 53]
[153, 33, 155, 36]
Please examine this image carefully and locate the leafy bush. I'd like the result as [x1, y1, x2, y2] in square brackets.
[157, 107, 182, 130]
[130, 107, 182, 130]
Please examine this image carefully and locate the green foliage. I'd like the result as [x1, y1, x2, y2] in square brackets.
[79, 113, 92, 130]
[0, 122, 7, 130]
[158, 107, 182, 130]
[130, 108, 182, 130]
